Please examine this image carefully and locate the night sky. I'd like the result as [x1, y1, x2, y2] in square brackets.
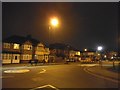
[2, 2, 119, 51]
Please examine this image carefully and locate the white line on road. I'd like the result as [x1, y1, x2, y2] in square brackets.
[84, 67, 120, 84]
[78, 64, 98, 66]
[0, 76, 14, 78]
[29, 84, 59, 90]
[4, 69, 30, 73]
[38, 69, 46, 74]
[2, 66, 48, 70]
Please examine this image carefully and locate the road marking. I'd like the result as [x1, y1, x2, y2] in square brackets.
[0, 76, 14, 78]
[84, 67, 120, 83]
[4, 69, 30, 73]
[29, 84, 59, 90]
[2, 66, 48, 70]
[38, 69, 46, 74]
[78, 64, 98, 66]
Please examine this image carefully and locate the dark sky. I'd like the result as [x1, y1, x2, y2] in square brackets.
[2, 2, 119, 51]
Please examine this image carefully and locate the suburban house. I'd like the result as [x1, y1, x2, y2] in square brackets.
[80, 50, 98, 62]
[49, 43, 81, 62]
[2, 35, 22, 64]
[69, 50, 81, 61]
[34, 43, 50, 63]
[20, 40, 33, 63]
[2, 35, 50, 64]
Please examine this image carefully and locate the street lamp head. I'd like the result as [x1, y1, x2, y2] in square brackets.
[50, 17, 58, 27]
[97, 46, 103, 51]
[84, 48, 87, 51]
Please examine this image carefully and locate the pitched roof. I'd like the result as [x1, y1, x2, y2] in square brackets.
[3, 35, 25, 44]
[49, 43, 78, 51]
[3, 35, 40, 46]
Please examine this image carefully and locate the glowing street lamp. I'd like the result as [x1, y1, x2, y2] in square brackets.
[50, 17, 59, 27]
[97, 46, 103, 51]
[48, 17, 59, 44]
[84, 48, 87, 51]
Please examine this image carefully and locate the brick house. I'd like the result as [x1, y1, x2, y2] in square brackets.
[2, 35, 22, 64]
[2, 35, 50, 64]
[34, 43, 50, 63]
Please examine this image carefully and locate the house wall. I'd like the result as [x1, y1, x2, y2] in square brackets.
[20, 41, 33, 63]
[2, 40, 50, 64]
[2, 42, 21, 64]
[12, 54, 20, 63]
[2, 53, 12, 64]
[34, 43, 50, 63]
[2, 43, 20, 53]
[2, 53, 20, 64]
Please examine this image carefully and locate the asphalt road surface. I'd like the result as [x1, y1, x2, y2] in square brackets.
[2, 63, 119, 89]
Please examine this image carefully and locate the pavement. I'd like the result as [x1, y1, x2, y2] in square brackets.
[85, 65, 120, 82]
[1, 62, 63, 68]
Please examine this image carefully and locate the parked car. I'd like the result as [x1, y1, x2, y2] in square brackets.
[29, 59, 38, 65]
[66, 59, 75, 62]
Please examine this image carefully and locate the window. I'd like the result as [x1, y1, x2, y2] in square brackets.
[2, 54, 12, 60]
[4, 54, 7, 59]
[22, 54, 32, 60]
[23, 45, 32, 50]
[28, 45, 32, 50]
[26, 55, 29, 60]
[13, 44, 19, 49]
[15, 56, 17, 60]
[12, 54, 20, 60]
[46, 56, 48, 60]
[9, 54, 12, 60]
[37, 46, 41, 51]
[3, 43, 10, 48]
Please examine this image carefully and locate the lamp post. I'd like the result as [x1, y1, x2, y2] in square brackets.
[48, 17, 59, 63]
[84, 48, 87, 61]
[97, 46, 103, 67]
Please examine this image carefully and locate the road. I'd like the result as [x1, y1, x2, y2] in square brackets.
[2, 63, 119, 89]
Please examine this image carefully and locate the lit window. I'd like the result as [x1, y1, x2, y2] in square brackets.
[22, 54, 32, 60]
[76, 52, 80, 55]
[4, 54, 7, 59]
[28, 45, 32, 50]
[23, 45, 32, 50]
[9, 54, 12, 60]
[14, 44, 19, 49]
[2, 53, 12, 60]
[3, 43, 10, 48]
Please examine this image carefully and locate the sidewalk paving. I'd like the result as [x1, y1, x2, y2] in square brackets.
[87, 65, 120, 81]
[1, 62, 65, 68]
[1, 62, 81, 68]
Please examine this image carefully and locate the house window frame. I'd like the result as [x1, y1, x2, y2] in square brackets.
[22, 54, 32, 60]
[15, 56, 17, 60]
[13, 43, 20, 49]
[23, 45, 32, 50]
[3, 43, 10, 48]
[2, 53, 12, 60]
